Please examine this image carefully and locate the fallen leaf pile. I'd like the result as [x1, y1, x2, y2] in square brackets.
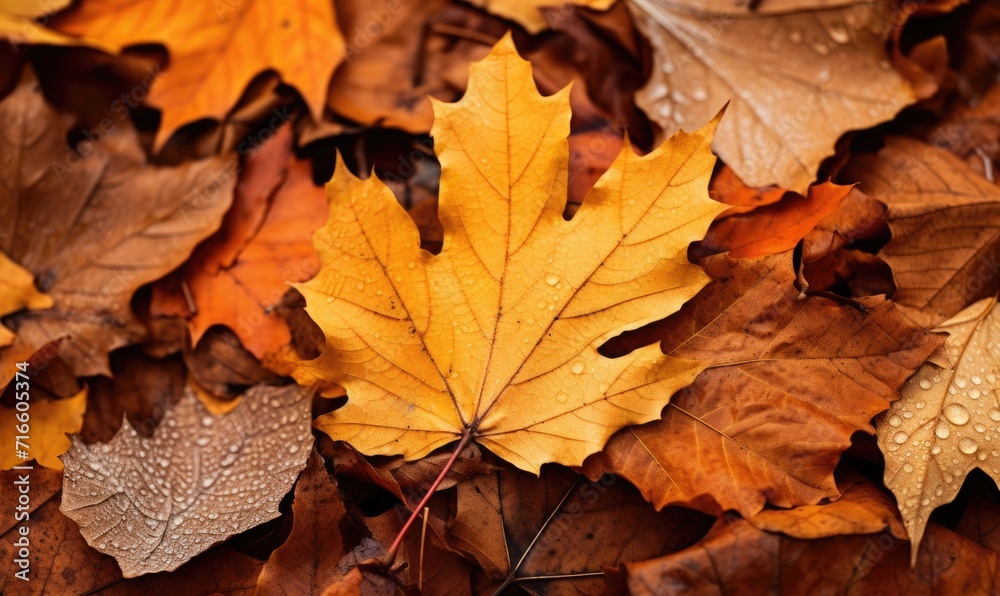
[1, 0, 1000, 594]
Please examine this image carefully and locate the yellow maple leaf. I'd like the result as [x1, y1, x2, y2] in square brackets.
[296, 34, 724, 473]
[0, 251, 53, 348]
[1, 387, 87, 470]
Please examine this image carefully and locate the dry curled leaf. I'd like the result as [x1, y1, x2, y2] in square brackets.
[585, 252, 941, 517]
[0, 388, 86, 470]
[746, 475, 907, 540]
[60, 384, 313, 577]
[52, 0, 344, 146]
[630, 0, 914, 190]
[878, 296, 1000, 564]
[843, 136, 1000, 328]
[610, 480, 1000, 595]
[0, 68, 234, 377]
[294, 34, 725, 473]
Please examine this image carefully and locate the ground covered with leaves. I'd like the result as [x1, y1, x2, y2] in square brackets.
[1, 0, 1000, 594]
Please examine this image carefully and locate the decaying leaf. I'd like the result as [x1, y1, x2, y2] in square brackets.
[446, 465, 712, 592]
[52, 0, 345, 145]
[878, 296, 1000, 563]
[152, 125, 327, 359]
[80, 350, 186, 444]
[462, 0, 615, 33]
[363, 509, 474, 594]
[60, 384, 313, 577]
[0, 388, 86, 470]
[629, 0, 914, 189]
[295, 35, 725, 473]
[256, 451, 350, 594]
[609, 479, 1000, 595]
[585, 252, 941, 517]
[956, 490, 1000, 553]
[843, 136, 1000, 328]
[0, 69, 234, 377]
[0, 250, 52, 347]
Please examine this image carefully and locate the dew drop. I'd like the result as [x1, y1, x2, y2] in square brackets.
[356, 282, 364, 291]
[556, 393, 568, 404]
[943, 403, 971, 425]
[893, 431, 908, 444]
[959, 437, 979, 455]
[572, 362, 585, 375]
[935, 423, 951, 439]
[974, 423, 987, 433]
[887, 415, 902, 428]
[828, 23, 849, 44]
[989, 408, 1000, 421]
[919, 379, 932, 390]
[902, 463, 914, 473]
[545, 274, 560, 286]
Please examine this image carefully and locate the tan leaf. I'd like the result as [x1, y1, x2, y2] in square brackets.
[60, 385, 312, 577]
[296, 35, 725, 472]
[629, 0, 914, 189]
[877, 296, 1000, 563]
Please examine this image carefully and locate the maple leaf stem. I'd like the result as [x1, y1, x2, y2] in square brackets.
[380, 431, 474, 569]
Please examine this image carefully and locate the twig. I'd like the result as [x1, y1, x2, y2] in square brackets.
[419, 506, 430, 591]
[381, 431, 473, 569]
